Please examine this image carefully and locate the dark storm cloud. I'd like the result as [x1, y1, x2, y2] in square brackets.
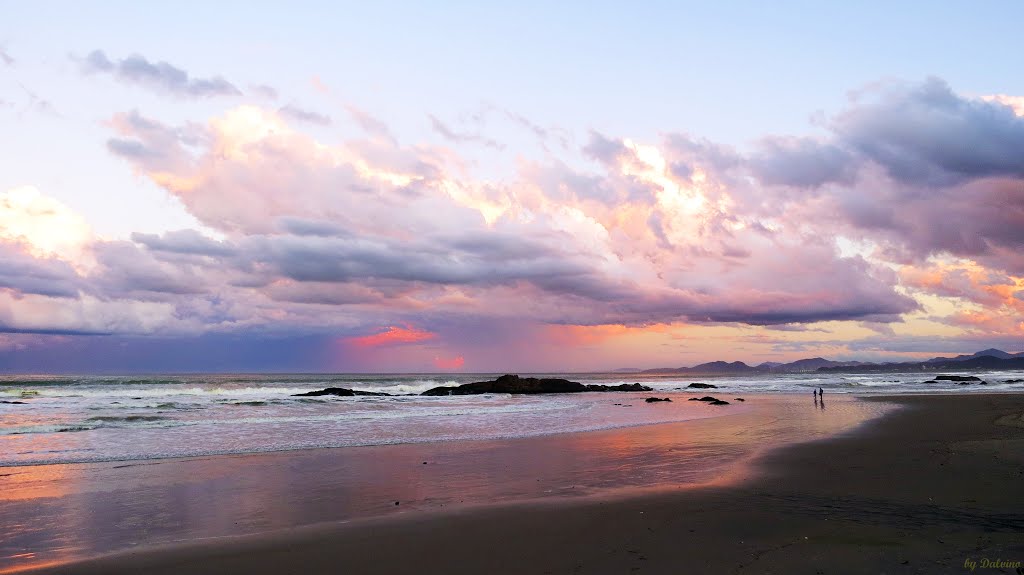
[749, 79, 1024, 190]
[82, 50, 242, 98]
[834, 77, 1024, 186]
[748, 136, 857, 188]
[93, 242, 209, 296]
[736, 78, 1024, 274]
[246, 232, 608, 294]
[0, 333, 334, 373]
[132, 230, 235, 257]
[275, 218, 352, 238]
[0, 245, 82, 298]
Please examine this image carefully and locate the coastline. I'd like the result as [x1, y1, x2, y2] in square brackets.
[10, 393, 1024, 573]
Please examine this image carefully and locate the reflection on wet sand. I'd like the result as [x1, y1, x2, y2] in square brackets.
[0, 394, 892, 573]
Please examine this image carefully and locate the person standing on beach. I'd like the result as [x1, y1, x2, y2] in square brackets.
[818, 387, 824, 397]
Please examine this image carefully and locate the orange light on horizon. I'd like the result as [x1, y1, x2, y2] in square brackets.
[347, 325, 436, 347]
[433, 355, 465, 370]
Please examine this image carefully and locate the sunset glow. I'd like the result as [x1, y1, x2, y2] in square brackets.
[1, 5, 1023, 372]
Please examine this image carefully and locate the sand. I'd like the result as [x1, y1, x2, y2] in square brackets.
[17, 394, 1024, 574]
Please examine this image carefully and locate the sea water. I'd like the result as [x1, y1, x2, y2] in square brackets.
[1, 371, 1022, 466]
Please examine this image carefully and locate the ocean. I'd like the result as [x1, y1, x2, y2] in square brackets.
[3, 370, 1022, 467]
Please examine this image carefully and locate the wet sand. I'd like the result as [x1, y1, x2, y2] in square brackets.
[12, 394, 1024, 574]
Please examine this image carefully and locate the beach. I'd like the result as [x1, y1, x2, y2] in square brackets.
[5, 392, 1022, 574]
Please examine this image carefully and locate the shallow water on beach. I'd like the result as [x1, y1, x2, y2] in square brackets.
[0, 393, 893, 573]
[1, 371, 1020, 467]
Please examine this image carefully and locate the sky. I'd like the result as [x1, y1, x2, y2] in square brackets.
[2, 1, 1024, 372]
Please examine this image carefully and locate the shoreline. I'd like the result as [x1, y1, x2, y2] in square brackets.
[9, 393, 1024, 573]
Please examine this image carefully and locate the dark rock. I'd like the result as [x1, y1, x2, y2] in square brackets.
[644, 397, 672, 403]
[734, 398, 745, 402]
[292, 387, 391, 397]
[933, 375, 982, 382]
[422, 374, 652, 396]
[1005, 379, 1024, 384]
[690, 396, 719, 402]
[708, 399, 730, 406]
[1, 400, 27, 404]
[587, 382, 652, 392]
[686, 383, 718, 389]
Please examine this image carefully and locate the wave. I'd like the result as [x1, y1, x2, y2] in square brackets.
[0, 396, 576, 437]
[86, 415, 169, 423]
[5, 423, 99, 435]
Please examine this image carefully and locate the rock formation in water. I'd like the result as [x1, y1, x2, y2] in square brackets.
[292, 387, 392, 397]
[421, 374, 652, 396]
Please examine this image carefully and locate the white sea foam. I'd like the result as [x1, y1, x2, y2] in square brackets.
[2, 371, 1022, 467]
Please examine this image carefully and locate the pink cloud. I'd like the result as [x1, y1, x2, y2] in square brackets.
[347, 326, 436, 348]
[0, 77, 1004, 367]
[433, 355, 465, 370]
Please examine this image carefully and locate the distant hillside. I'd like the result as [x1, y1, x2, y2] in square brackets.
[817, 355, 1024, 373]
[775, 358, 864, 372]
[641, 360, 757, 375]
[925, 348, 1020, 363]
[635, 349, 1024, 375]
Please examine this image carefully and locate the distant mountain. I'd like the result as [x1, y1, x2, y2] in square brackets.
[638, 349, 1024, 375]
[817, 355, 1024, 373]
[777, 357, 863, 372]
[640, 360, 757, 375]
[692, 361, 758, 373]
[925, 348, 1017, 363]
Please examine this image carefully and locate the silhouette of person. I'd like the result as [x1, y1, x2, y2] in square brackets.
[818, 387, 823, 396]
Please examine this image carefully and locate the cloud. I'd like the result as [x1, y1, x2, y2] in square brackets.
[0, 186, 93, 262]
[748, 136, 857, 188]
[982, 94, 1024, 117]
[81, 50, 242, 98]
[731, 79, 1024, 276]
[833, 77, 1024, 186]
[15, 77, 1024, 368]
[250, 84, 279, 100]
[433, 355, 465, 370]
[348, 325, 436, 347]
[131, 229, 235, 257]
[14, 81, 59, 117]
[428, 114, 505, 150]
[279, 104, 332, 126]
[97, 104, 917, 333]
[345, 105, 393, 140]
[0, 244, 83, 298]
